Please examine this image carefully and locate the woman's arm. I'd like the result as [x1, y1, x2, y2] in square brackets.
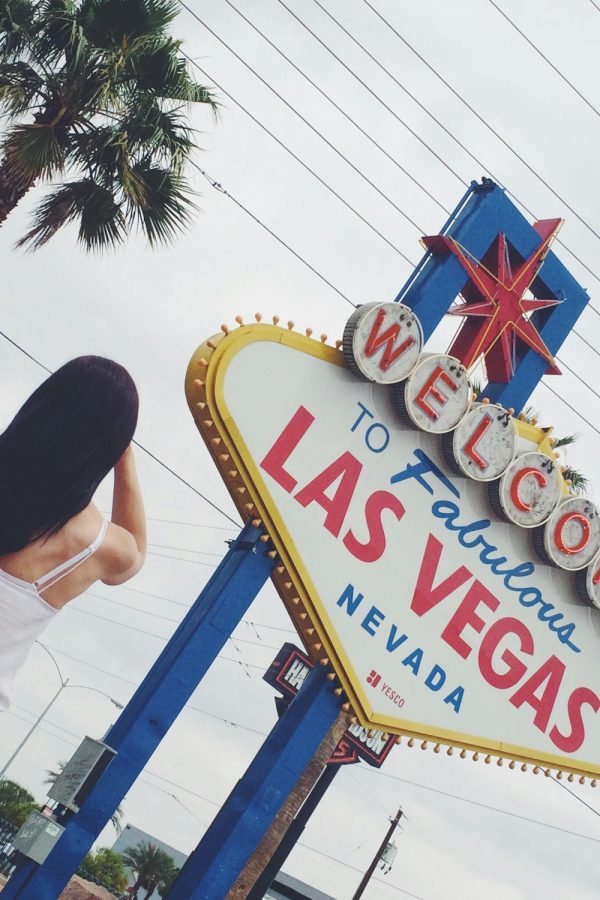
[101, 445, 146, 585]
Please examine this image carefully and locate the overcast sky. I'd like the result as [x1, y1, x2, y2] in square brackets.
[2, 1, 600, 898]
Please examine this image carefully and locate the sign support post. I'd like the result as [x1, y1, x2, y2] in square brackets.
[3, 521, 274, 900]
[166, 664, 342, 900]
[246, 762, 340, 900]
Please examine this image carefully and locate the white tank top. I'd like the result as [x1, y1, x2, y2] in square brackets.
[0, 520, 107, 711]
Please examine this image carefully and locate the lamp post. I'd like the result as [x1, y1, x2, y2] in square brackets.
[0, 643, 124, 781]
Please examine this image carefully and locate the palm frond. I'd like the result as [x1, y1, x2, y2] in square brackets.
[552, 434, 577, 449]
[122, 99, 194, 165]
[0, 60, 44, 116]
[562, 466, 589, 495]
[16, 177, 126, 249]
[3, 120, 65, 177]
[126, 163, 193, 244]
[78, 0, 178, 48]
[0, 0, 36, 61]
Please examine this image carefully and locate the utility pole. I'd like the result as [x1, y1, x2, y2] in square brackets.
[351, 806, 403, 900]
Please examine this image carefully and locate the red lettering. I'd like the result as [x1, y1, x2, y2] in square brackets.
[554, 512, 591, 555]
[414, 365, 457, 421]
[478, 617, 534, 688]
[343, 491, 405, 563]
[364, 309, 416, 372]
[294, 451, 362, 538]
[410, 535, 472, 617]
[594, 566, 600, 586]
[260, 406, 315, 493]
[463, 414, 493, 470]
[549, 687, 600, 753]
[510, 467, 547, 512]
[510, 655, 565, 733]
[441, 580, 499, 659]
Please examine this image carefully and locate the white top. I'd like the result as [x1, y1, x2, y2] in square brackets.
[0, 520, 107, 711]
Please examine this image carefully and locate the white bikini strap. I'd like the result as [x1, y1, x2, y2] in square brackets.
[35, 520, 108, 593]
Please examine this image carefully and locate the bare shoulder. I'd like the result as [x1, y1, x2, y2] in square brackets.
[97, 521, 145, 585]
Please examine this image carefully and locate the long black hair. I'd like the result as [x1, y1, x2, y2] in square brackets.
[0, 356, 139, 553]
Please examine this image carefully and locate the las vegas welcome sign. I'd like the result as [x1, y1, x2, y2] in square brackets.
[186, 182, 600, 780]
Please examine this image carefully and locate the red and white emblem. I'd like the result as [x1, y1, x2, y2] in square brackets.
[423, 223, 563, 382]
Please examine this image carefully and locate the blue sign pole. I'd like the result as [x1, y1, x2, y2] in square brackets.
[167, 663, 342, 900]
[3, 521, 274, 900]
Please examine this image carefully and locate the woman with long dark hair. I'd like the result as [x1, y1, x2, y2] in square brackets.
[0, 356, 146, 711]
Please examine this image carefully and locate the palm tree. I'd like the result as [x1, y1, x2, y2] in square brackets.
[0, 0, 216, 249]
[44, 761, 124, 834]
[121, 841, 178, 899]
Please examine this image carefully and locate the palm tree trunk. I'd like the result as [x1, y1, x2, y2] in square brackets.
[0, 158, 35, 226]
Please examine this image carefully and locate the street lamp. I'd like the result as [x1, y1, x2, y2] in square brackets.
[0, 643, 124, 780]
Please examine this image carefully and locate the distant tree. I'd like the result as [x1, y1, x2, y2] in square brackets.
[121, 841, 178, 900]
[44, 760, 124, 833]
[0, 0, 217, 249]
[79, 847, 128, 894]
[0, 779, 37, 827]
[156, 859, 179, 898]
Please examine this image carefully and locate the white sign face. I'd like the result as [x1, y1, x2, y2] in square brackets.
[208, 334, 600, 775]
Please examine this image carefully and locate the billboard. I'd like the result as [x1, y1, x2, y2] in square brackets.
[186, 184, 599, 778]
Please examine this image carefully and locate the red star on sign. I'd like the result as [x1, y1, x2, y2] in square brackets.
[422, 219, 563, 382]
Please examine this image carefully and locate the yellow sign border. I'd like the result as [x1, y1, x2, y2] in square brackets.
[186, 323, 598, 779]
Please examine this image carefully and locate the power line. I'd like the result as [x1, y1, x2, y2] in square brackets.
[10, 669, 600, 845]
[193, 164, 358, 306]
[186, 3, 600, 329]
[184, 57, 411, 264]
[148, 543, 225, 557]
[296, 842, 424, 899]
[142, 515, 235, 531]
[541, 381, 600, 438]
[274, 0, 468, 191]
[114, 584, 297, 635]
[82, 592, 282, 650]
[63, 605, 269, 672]
[28, 647, 270, 734]
[356, 0, 600, 244]
[556, 355, 600, 406]
[220, 0, 449, 215]
[130, 440, 239, 527]
[550, 774, 600, 818]
[302, 0, 600, 293]
[361, 767, 600, 845]
[487, 0, 600, 119]
[300, 0, 600, 292]
[180, 2, 428, 237]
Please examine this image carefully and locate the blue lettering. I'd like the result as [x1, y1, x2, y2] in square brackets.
[361, 606, 385, 636]
[386, 625, 408, 653]
[425, 664, 446, 691]
[431, 501, 580, 653]
[402, 647, 423, 675]
[337, 584, 364, 616]
[391, 449, 460, 498]
[444, 686, 464, 713]
[351, 402, 374, 432]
